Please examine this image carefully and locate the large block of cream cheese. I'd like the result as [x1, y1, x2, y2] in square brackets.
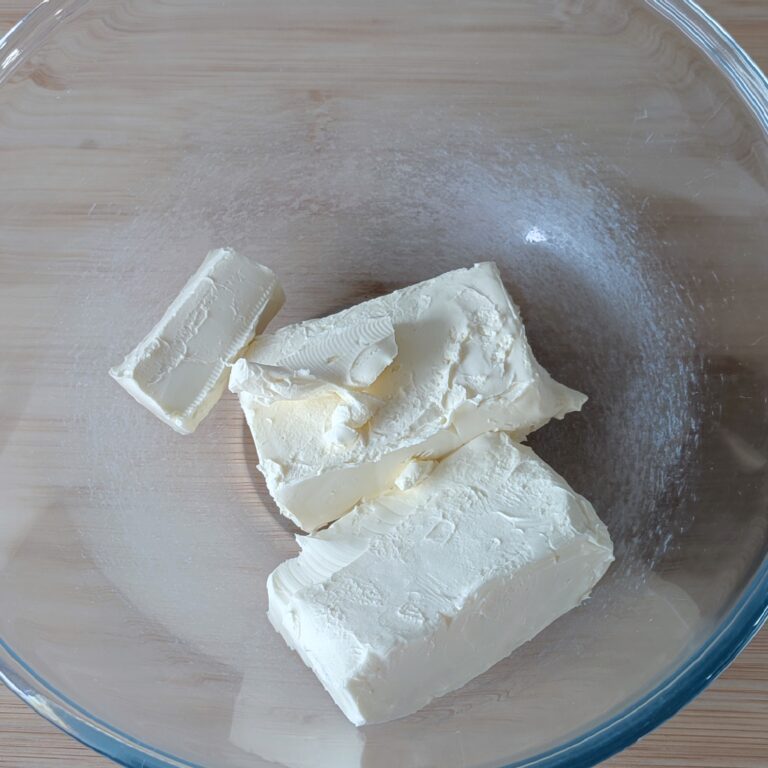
[267, 431, 613, 726]
[232, 262, 585, 531]
[110, 248, 284, 434]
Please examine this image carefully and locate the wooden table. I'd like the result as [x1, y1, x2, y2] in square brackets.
[0, 1, 766, 766]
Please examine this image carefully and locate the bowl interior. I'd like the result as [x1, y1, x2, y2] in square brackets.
[1, 1, 768, 767]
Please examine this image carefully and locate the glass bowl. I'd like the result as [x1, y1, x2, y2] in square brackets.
[1, 1, 767, 767]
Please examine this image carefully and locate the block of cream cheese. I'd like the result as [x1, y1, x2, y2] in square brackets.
[110, 248, 284, 434]
[231, 262, 585, 531]
[267, 431, 614, 726]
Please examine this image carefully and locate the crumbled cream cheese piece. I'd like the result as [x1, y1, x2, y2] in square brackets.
[394, 459, 437, 491]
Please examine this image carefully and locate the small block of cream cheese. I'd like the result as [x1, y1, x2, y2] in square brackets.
[234, 262, 586, 531]
[267, 431, 614, 726]
[110, 248, 284, 434]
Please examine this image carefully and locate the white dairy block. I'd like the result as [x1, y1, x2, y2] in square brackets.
[110, 248, 284, 434]
[268, 431, 614, 726]
[232, 262, 586, 531]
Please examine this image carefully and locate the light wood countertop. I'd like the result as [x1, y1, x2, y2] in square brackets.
[0, 1, 766, 766]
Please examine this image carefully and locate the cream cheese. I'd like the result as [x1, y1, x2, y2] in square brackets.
[110, 248, 284, 434]
[267, 431, 614, 726]
[394, 459, 436, 491]
[233, 262, 585, 531]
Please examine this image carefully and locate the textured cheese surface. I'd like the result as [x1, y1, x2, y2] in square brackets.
[268, 431, 614, 726]
[234, 262, 585, 530]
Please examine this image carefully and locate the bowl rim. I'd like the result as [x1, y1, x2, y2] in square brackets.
[1, 0, 767, 767]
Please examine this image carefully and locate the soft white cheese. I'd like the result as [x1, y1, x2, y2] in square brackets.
[233, 262, 585, 531]
[229, 315, 396, 450]
[267, 431, 614, 726]
[110, 248, 284, 434]
[229, 315, 398, 404]
[231, 359, 384, 449]
[394, 458, 436, 491]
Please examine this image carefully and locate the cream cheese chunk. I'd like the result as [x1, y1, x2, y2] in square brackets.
[394, 458, 437, 491]
[267, 431, 614, 726]
[110, 248, 284, 434]
[233, 262, 585, 531]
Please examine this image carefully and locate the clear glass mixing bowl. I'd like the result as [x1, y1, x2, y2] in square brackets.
[1, 1, 767, 767]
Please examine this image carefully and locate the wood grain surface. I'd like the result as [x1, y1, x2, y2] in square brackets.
[0, 1, 767, 767]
